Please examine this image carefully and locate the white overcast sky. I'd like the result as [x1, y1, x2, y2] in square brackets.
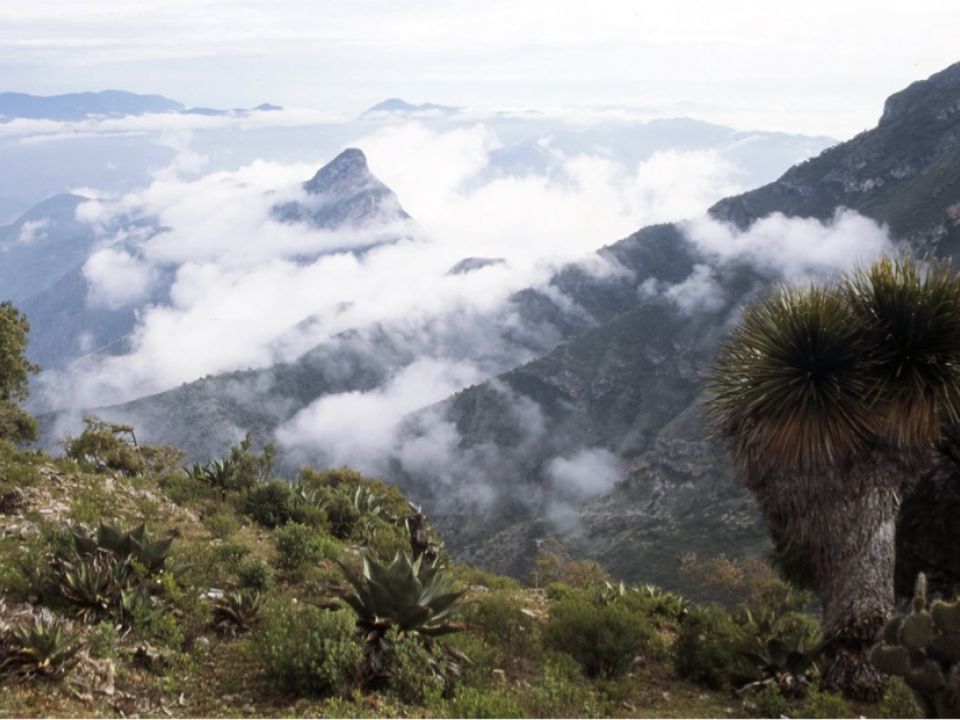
[1, 0, 958, 138]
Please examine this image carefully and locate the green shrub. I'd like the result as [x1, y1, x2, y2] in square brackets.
[274, 522, 337, 573]
[744, 682, 790, 718]
[525, 656, 604, 717]
[62, 417, 145, 476]
[448, 686, 527, 718]
[543, 581, 578, 602]
[0, 401, 38, 444]
[0, 526, 67, 600]
[386, 629, 446, 706]
[68, 480, 119, 525]
[213, 541, 250, 568]
[159, 472, 207, 506]
[204, 511, 239, 539]
[225, 435, 275, 492]
[460, 591, 533, 653]
[541, 595, 661, 678]
[310, 486, 361, 539]
[531, 539, 610, 589]
[139, 444, 186, 476]
[362, 518, 411, 560]
[236, 559, 273, 591]
[88, 620, 120, 659]
[871, 677, 924, 719]
[244, 481, 296, 528]
[673, 603, 745, 690]
[254, 603, 361, 696]
[450, 564, 520, 592]
[796, 688, 853, 718]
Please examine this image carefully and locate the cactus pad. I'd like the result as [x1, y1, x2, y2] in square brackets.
[901, 612, 936, 650]
[870, 644, 911, 675]
[932, 601, 960, 635]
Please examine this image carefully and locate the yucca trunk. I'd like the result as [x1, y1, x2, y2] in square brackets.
[749, 456, 904, 701]
[816, 479, 899, 701]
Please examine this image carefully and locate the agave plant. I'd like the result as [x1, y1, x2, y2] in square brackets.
[202, 458, 236, 490]
[634, 583, 689, 620]
[337, 552, 464, 637]
[353, 486, 384, 518]
[336, 552, 466, 686]
[212, 589, 263, 635]
[708, 257, 960, 700]
[0, 617, 80, 679]
[737, 636, 823, 700]
[58, 551, 127, 621]
[598, 581, 627, 605]
[73, 522, 173, 573]
[117, 584, 154, 625]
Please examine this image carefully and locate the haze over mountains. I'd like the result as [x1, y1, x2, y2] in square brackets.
[8, 63, 960, 588]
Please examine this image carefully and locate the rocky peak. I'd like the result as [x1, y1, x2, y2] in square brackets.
[274, 148, 410, 231]
[303, 148, 373, 195]
[879, 61, 960, 128]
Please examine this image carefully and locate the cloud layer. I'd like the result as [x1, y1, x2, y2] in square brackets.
[41, 120, 747, 409]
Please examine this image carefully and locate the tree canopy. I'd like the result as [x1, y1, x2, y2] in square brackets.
[0, 300, 39, 403]
[0, 301, 39, 443]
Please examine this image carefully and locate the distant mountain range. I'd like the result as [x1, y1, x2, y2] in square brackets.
[363, 98, 460, 115]
[20, 72, 960, 591]
[391, 61, 960, 587]
[52, 61, 960, 592]
[0, 90, 280, 122]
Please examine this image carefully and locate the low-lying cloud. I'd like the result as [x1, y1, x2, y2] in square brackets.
[39, 120, 748, 410]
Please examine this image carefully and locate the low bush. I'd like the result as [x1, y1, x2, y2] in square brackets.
[673, 603, 745, 690]
[447, 686, 527, 718]
[871, 677, 923, 719]
[386, 629, 447, 705]
[459, 590, 534, 653]
[159, 472, 208, 506]
[531, 539, 610, 589]
[61, 417, 145, 476]
[796, 688, 852, 718]
[0, 401, 38, 445]
[274, 522, 337, 573]
[542, 594, 662, 678]
[254, 603, 361, 696]
[525, 656, 604, 717]
[236, 559, 273, 591]
[212, 542, 250, 568]
[244, 481, 296, 528]
[204, 511, 239, 539]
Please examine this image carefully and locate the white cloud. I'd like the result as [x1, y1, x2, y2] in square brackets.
[664, 264, 726, 314]
[40, 120, 743, 409]
[545, 447, 625, 532]
[82, 246, 154, 308]
[276, 357, 484, 472]
[683, 209, 893, 282]
[13, 218, 49, 244]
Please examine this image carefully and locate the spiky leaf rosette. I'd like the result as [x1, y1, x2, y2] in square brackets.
[844, 257, 960, 448]
[708, 284, 873, 473]
[336, 552, 464, 637]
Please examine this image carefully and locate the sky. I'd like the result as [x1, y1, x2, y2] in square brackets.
[1, 0, 958, 138]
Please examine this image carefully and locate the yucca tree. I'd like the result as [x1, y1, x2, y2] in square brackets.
[709, 257, 960, 700]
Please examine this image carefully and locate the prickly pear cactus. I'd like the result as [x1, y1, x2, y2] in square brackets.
[870, 574, 960, 717]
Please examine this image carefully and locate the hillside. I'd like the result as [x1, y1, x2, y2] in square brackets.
[388, 61, 960, 584]
[0, 434, 922, 718]
[43, 62, 960, 592]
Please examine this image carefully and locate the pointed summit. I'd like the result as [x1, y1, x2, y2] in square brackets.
[303, 148, 372, 195]
[274, 148, 410, 230]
